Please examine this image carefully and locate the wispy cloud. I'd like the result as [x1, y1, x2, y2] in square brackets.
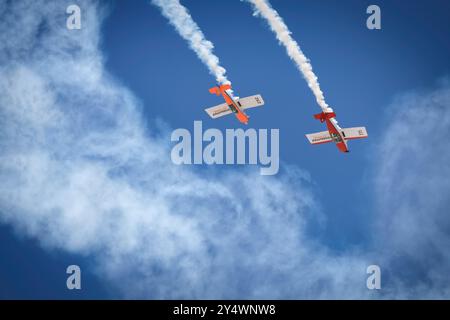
[373, 80, 450, 298]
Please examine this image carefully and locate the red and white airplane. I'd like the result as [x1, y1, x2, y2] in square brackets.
[205, 84, 264, 124]
[306, 108, 368, 152]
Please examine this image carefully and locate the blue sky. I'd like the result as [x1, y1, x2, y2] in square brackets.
[0, 0, 449, 299]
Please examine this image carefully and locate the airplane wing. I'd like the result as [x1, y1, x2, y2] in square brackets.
[237, 94, 264, 110]
[305, 131, 333, 144]
[205, 102, 232, 119]
[341, 127, 368, 140]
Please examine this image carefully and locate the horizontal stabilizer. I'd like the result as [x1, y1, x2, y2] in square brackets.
[209, 84, 232, 96]
[209, 87, 221, 95]
[314, 111, 336, 122]
[305, 131, 333, 145]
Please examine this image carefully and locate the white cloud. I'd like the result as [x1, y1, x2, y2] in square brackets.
[1, 0, 449, 299]
[373, 80, 450, 298]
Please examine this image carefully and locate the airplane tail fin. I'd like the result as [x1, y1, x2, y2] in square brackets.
[209, 84, 232, 96]
[314, 110, 336, 123]
[219, 84, 231, 91]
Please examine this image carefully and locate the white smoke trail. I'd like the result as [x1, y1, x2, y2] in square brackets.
[247, 0, 329, 111]
[152, 0, 230, 85]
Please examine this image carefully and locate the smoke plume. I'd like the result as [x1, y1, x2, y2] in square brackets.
[247, 0, 329, 111]
[152, 0, 230, 85]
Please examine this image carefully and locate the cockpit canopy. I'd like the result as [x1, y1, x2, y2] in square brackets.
[331, 132, 342, 143]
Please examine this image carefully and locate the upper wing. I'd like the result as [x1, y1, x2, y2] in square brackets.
[341, 127, 368, 140]
[237, 94, 264, 110]
[205, 102, 232, 119]
[305, 131, 333, 144]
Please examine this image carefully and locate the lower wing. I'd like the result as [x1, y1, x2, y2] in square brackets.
[341, 127, 368, 140]
[236, 94, 264, 110]
[305, 131, 333, 144]
[205, 102, 232, 119]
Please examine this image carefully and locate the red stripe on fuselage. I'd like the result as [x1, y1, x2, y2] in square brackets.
[325, 118, 349, 153]
[222, 89, 249, 124]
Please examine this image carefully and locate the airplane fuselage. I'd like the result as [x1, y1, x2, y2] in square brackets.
[324, 117, 349, 152]
[210, 84, 249, 124]
[221, 89, 249, 125]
